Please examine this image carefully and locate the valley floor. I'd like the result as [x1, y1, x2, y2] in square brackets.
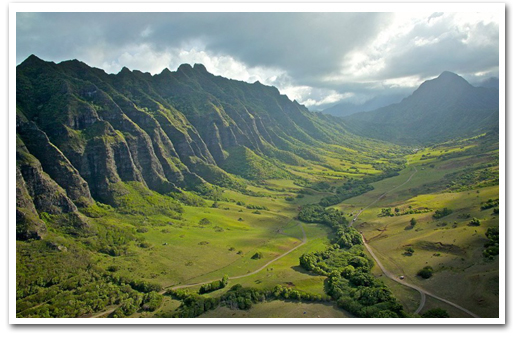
[17, 134, 500, 320]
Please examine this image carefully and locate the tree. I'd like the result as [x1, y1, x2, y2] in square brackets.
[410, 218, 417, 227]
[417, 266, 433, 279]
[199, 218, 211, 226]
[404, 247, 415, 256]
[221, 275, 229, 287]
[469, 217, 481, 226]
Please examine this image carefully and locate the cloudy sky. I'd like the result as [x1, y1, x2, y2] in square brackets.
[16, 9, 500, 111]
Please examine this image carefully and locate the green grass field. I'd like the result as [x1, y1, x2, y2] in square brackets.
[198, 300, 352, 318]
[334, 138, 500, 318]
[106, 135, 499, 318]
[17, 129, 499, 319]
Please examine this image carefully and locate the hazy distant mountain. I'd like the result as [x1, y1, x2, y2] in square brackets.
[323, 93, 408, 117]
[343, 71, 499, 145]
[476, 77, 499, 89]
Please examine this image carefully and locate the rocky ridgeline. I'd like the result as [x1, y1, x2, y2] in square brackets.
[16, 55, 351, 239]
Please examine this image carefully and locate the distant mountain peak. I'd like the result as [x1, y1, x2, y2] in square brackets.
[414, 71, 471, 96]
[159, 67, 172, 75]
[433, 71, 470, 85]
[193, 63, 208, 72]
[177, 63, 193, 72]
[19, 54, 47, 68]
[343, 70, 499, 145]
[118, 66, 132, 74]
[438, 70, 460, 78]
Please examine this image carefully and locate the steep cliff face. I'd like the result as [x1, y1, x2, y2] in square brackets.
[16, 55, 359, 234]
[16, 135, 90, 239]
[16, 165, 46, 240]
[16, 112, 93, 207]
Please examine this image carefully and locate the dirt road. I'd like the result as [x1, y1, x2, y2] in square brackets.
[350, 167, 479, 317]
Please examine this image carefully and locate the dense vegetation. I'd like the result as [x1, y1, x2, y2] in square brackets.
[164, 284, 331, 318]
[297, 204, 405, 318]
[483, 227, 499, 259]
[199, 275, 229, 294]
[319, 171, 399, 207]
[433, 208, 453, 219]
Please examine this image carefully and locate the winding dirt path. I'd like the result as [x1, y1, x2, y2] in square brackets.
[162, 223, 307, 292]
[350, 167, 418, 224]
[90, 223, 307, 318]
[350, 167, 479, 318]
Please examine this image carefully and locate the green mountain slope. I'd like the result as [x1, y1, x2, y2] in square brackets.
[342, 71, 499, 145]
[16, 55, 393, 239]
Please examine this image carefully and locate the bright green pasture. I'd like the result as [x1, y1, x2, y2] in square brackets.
[165, 222, 333, 296]
[354, 185, 499, 317]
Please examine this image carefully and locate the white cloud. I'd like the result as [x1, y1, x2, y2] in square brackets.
[17, 12, 499, 112]
[335, 12, 499, 83]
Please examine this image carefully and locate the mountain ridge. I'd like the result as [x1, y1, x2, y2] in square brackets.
[342, 71, 499, 145]
[16, 55, 382, 239]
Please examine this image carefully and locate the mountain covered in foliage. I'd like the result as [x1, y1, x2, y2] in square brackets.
[16, 55, 388, 239]
[342, 71, 499, 145]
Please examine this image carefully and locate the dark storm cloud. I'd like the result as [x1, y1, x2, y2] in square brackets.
[18, 12, 388, 83]
[16, 11, 500, 109]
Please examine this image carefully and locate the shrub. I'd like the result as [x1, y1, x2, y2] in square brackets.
[404, 247, 414, 256]
[417, 266, 433, 279]
[433, 208, 453, 219]
[469, 218, 481, 226]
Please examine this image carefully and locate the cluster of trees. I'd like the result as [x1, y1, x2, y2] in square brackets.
[299, 242, 405, 317]
[379, 206, 432, 217]
[483, 227, 499, 259]
[164, 289, 220, 318]
[246, 204, 269, 210]
[198, 218, 211, 226]
[298, 204, 348, 230]
[199, 275, 229, 294]
[16, 225, 167, 318]
[165, 284, 330, 318]
[112, 291, 163, 317]
[480, 198, 499, 210]
[16, 267, 164, 318]
[433, 208, 453, 219]
[300, 246, 372, 277]
[319, 179, 374, 207]
[404, 247, 415, 256]
[469, 217, 481, 226]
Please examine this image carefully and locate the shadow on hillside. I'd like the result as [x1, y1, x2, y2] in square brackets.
[290, 265, 314, 276]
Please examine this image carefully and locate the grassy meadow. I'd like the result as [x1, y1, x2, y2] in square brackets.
[16, 130, 500, 319]
[335, 137, 499, 318]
